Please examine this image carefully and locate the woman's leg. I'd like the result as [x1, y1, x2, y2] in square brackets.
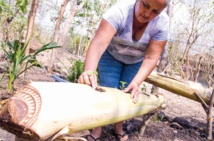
[98, 51, 123, 88]
[88, 51, 123, 140]
[114, 121, 129, 141]
[114, 61, 142, 141]
[119, 61, 142, 89]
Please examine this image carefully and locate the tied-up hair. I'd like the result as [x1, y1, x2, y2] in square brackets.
[165, 0, 172, 6]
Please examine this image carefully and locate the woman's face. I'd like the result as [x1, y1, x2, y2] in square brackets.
[134, 0, 166, 24]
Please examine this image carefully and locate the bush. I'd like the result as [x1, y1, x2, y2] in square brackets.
[67, 60, 84, 83]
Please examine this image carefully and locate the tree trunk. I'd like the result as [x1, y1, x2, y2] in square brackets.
[53, 0, 69, 43]
[48, 0, 86, 73]
[0, 82, 164, 140]
[48, 0, 69, 74]
[194, 55, 202, 82]
[146, 72, 213, 104]
[57, 0, 85, 46]
[24, 0, 39, 55]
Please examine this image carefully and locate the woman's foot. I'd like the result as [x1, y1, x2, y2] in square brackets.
[113, 132, 128, 141]
[114, 122, 128, 141]
[87, 134, 101, 141]
[87, 127, 102, 141]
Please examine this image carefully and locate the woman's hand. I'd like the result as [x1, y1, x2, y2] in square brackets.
[78, 70, 98, 89]
[123, 81, 141, 104]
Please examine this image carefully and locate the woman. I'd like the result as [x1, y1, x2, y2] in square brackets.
[78, 0, 170, 140]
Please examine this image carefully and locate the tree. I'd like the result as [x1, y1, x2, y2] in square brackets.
[47, 0, 69, 73]
[165, 0, 214, 87]
[24, 0, 39, 55]
[178, 0, 213, 80]
[48, 0, 86, 73]
[46, 0, 116, 73]
[57, 0, 86, 46]
[0, 0, 28, 42]
[53, 0, 69, 43]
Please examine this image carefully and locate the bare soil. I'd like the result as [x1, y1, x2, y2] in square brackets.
[0, 51, 213, 141]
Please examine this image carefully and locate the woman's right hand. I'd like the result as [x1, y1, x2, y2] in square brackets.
[78, 70, 98, 89]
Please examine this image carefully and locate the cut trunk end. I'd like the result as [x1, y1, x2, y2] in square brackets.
[0, 85, 41, 139]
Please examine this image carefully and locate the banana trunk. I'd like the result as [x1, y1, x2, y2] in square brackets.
[0, 82, 164, 140]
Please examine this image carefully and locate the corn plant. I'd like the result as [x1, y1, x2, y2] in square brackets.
[1, 39, 61, 93]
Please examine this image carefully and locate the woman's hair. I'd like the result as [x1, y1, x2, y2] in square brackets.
[165, 0, 172, 6]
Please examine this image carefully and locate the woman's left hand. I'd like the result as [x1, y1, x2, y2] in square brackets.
[123, 81, 141, 103]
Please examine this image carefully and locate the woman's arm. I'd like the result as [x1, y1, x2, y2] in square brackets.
[78, 19, 116, 88]
[132, 39, 167, 84]
[124, 39, 167, 103]
[84, 19, 116, 71]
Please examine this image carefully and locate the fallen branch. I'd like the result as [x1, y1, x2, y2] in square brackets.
[146, 72, 214, 140]
[145, 72, 213, 105]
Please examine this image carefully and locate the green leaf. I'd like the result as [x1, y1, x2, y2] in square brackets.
[7, 41, 15, 50]
[0, 1, 7, 13]
[0, 6, 2, 13]
[20, 37, 31, 58]
[21, 54, 31, 63]
[33, 42, 61, 56]
[16, 0, 29, 13]
[0, 72, 7, 88]
[1, 42, 13, 61]
[27, 58, 36, 63]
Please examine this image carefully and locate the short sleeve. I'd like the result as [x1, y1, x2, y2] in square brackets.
[152, 13, 169, 41]
[102, 1, 129, 32]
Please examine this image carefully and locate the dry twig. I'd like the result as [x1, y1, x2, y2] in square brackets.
[194, 89, 214, 141]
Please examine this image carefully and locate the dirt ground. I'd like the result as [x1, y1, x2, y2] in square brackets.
[0, 51, 213, 141]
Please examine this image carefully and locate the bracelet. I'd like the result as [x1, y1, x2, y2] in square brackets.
[87, 71, 98, 76]
[87, 72, 94, 76]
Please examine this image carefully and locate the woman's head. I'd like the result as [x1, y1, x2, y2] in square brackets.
[134, 0, 170, 24]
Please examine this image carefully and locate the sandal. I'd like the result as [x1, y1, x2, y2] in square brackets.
[87, 134, 101, 141]
[113, 132, 128, 141]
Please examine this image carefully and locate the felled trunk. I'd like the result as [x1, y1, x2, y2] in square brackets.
[145, 72, 213, 105]
[0, 82, 164, 140]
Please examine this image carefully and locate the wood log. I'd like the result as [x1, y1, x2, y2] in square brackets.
[145, 72, 213, 104]
[0, 82, 164, 140]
